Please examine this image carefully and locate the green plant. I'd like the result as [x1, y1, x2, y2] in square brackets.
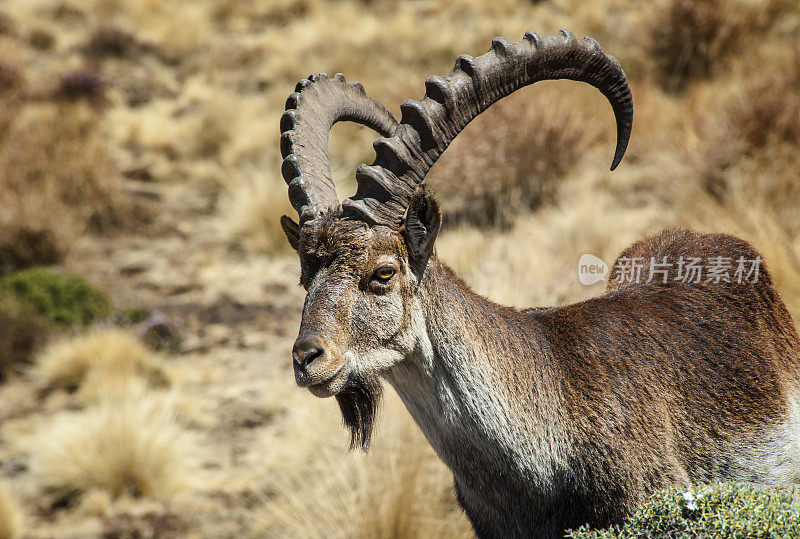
[0, 268, 110, 327]
[567, 483, 800, 538]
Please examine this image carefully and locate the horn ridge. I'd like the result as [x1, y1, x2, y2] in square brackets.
[280, 74, 398, 224]
[342, 30, 634, 227]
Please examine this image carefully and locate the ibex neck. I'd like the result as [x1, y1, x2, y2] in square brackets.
[384, 258, 568, 491]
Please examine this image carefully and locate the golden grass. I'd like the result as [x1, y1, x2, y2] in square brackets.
[0, 482, 22, 539]
[34, 393, 190, 501]
[34, 329, 170, 401]
[258, 392, 473, 538]
[218, 167, 296, 255]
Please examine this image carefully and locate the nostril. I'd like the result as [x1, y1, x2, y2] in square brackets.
[300, 346, 324, 368]
[292, 341, 325, 370]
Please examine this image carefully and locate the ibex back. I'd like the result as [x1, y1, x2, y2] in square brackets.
[277, 30, 800, 537]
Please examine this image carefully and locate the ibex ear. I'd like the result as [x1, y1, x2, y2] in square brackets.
[280, 215, 300, 252]
[403, 188, 441, 276]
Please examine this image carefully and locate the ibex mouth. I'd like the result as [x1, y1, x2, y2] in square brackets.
[304, 364, 348, 398]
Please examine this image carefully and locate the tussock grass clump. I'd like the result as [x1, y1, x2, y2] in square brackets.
[567, 483, 800, 538]
[0, 294, 51, 382]
[0, 482, 23, 539]
[35, 395, 189, 501]
[35, 329, 170, 399]
[0, 103, 124, 269]
[0, 268, 110, 327]
[643, 0, 783, 92]
[429, 86, 605, 227]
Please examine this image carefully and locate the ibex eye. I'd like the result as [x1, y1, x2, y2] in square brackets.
[373, 266, 396, 282]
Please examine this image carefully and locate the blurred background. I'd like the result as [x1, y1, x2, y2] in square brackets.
[0, 0, 798, 536]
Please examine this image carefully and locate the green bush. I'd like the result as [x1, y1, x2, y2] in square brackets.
[567, 483, 800, 538]
[0, 293, 50, 381]
[0, 267, 110, 327]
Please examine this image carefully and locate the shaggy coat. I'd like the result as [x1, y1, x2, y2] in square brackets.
[385, 227, 800, 536]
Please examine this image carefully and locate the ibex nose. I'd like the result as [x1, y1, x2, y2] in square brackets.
[292, 338, 325, 375]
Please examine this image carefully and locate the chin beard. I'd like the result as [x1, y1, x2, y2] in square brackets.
[335, 375, 382, 452]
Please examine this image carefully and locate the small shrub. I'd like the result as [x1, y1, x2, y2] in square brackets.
[567, 483, 800, 538]
[0, 268, 110, 327]
[428, 87, 603, 227]
[85, 26, 145, 59]
[0, 482, 22, 539]
[34, 395, 190, 501]
[727, 46, 800, 150]
[0, 102, 126, 269]
[0, 11, 16, 37]
[0, 60, 24, 96]
[28, 28, 55, 51]
[114, 309, 184, 352]
[54, 70, 105, 108]
[51, 3, 87, 23]
[0, 294, 50, 382]
[137, 311, 184, 352]
[34, 329, 170, 399]
[0, 229, 62, 272]
[644, 0, 783, 92]
[115, 307, 149, 325]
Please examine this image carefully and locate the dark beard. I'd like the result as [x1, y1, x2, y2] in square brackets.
[335, 375, 382, 452]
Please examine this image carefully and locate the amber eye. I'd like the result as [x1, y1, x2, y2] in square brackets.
[372, 265, 396, 283]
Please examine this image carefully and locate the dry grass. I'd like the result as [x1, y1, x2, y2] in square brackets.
[1, 0, 799, 537]
[258, 393, 473, 538]
[429, 84, 609, 227]
[642, 0, 787, 92]
[220, 169, 296, 255]
[34, 329, 170, 401]
[0, 482, 22, 539]
[670, 42, 800, 235]
[0, 101, 123, 270]
[0, 295, 50, 382]
[726, 45, 800, 150]
[34, 393, 190, 501]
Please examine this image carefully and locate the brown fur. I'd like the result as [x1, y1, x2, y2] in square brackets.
[284, 199, 800, 537]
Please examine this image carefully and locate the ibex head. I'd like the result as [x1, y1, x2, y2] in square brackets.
[279, 31, 633, 450]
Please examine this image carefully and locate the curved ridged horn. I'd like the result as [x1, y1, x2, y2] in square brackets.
[342, 30, 634, 227]
[280, 73, 398, 224]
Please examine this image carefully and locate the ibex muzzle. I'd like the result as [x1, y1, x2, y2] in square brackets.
[277, 30, 800, 538]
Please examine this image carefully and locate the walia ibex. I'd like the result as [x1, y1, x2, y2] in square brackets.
[278, 31, 800, 537]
